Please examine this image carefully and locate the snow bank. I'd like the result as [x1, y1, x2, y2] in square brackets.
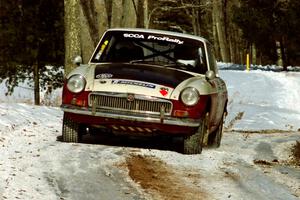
[221, 70, 300, 131]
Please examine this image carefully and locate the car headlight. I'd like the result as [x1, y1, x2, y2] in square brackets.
[180, 87, 200, 106]
[67, 75, 86, 93]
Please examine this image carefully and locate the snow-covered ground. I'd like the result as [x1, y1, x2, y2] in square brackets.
[221, 70, 300, 132]
[0, 69, 299, 199]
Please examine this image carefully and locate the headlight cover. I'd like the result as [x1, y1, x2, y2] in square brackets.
[67, 74, 86, 93]
[180, 87, 200, 106]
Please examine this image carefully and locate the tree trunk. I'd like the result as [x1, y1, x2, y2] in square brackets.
[239, 51, 244, 65]
[111, 0, 136, 28]
[225, 0, 238, 63]
[213, 0, 230, 62]
[234, 14, 240, 63]
[280, 37, 288, 71]
[212, 2, 220, 61]
[104, 0, 113, 28]
[79, 0, 107, 63]
[258, 51, 262, 65]
[33, 62, 40, 105]
[64, 0, 81, 76]
[252, 43, 257, 65]
[233, 25, 240, 63]
[135, 0, 145, 28]
[276, 40, 283, 67]
[143, 0, 148, 28]
[228, 26, 235, 63]
[121, 0, 137, 27]
[191, 8, 201, 36]
[80, 0, 99, 47]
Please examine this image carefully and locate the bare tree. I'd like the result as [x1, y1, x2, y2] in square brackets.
[80, 0, 99, 47]
[146, 0, 210, 34]
[180, 0, 208, 35]
[212, 0, 230, 62]
[64, 0, 138, 75]
[225, 0, 243, 64]
[64, 0, 81, 75]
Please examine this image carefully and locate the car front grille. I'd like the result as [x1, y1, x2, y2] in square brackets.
[89, 93, 172, 115]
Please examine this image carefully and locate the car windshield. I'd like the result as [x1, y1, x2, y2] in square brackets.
[90, 31, 208, 74]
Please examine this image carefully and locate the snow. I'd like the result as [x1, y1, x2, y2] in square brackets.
[0, 67, 300, 199]
[221, 70, 300, 131]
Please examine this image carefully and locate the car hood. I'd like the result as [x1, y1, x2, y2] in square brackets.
[91, 63, 194, 99]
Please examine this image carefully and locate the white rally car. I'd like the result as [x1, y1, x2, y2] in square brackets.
[61, 28, 228, 154]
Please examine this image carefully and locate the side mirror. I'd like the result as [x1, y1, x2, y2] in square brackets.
[73, 56, 83, 66]
[205, 70, 216, 81]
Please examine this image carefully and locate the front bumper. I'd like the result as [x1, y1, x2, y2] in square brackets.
[61, 104, 200, 127]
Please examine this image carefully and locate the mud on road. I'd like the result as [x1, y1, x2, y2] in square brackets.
[124, 154, 206, 200]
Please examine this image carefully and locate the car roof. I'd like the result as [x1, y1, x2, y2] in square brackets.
[105, 28, 210, 44]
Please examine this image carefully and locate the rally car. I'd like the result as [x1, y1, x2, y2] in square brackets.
[61, 28, 228, 154]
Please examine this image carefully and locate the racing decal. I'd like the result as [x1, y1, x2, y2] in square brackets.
[123, 33, 145, 39]
[147, 35, 184, 44]
[96, 73, 113, 79]
[159, 87, 169, 96]
[123, 33, 184, 45]
[111, 80, 156, 89]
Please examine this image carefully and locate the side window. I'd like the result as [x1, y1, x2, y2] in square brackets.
[197, 45, 208, 74]
[207, 45, 218, 74]
[90, 34, 114, 62]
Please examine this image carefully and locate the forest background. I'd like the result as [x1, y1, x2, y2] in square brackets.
[1, 0, 300, 105]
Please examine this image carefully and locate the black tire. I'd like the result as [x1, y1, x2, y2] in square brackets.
[62, 113, 81, 143]
[208, 113, 224, 148]
[183, 113, 208, 154]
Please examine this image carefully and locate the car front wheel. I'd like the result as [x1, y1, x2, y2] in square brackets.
[62, 113, 82, 143]
[183, 113, 208, 154]
[208, 113, 225, 148]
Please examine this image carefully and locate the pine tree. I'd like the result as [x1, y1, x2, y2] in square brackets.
[232, 0, 300, 68]
[0, 0, 64, 103]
